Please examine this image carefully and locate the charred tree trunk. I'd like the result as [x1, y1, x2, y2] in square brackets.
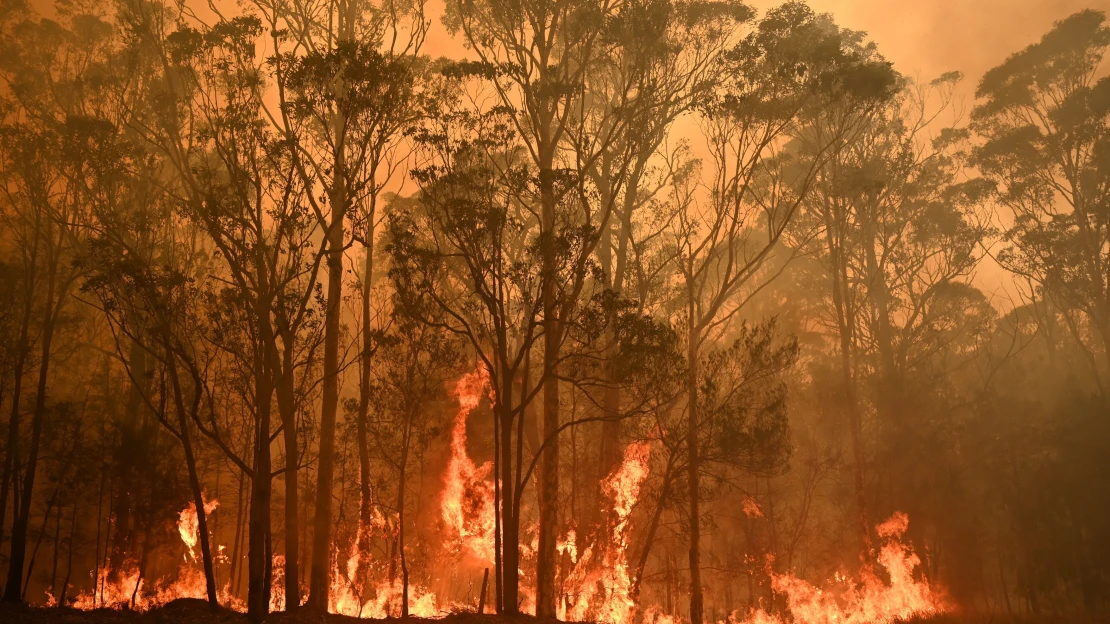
[4, 236, 60, 603]
[498, 372, 519, 614]
[631, 452, 676, 606]
[165, 341, 218, 609]
[0, 233, 37, 566]
[824, 198, 872, 563]
[536, 160, 559, 618]
[247, 402, 273, 620]
[108, 336, 150, 579]
[309, 151, 347, 613]
[230, 467, 247, 599]
[248, 280, 277, 620]
[60, 501, 76, 605]
[397, 409, 412, 618]
[277, 344, 300, 610]
[356, 220, 375, 593]
[686, 300, 704, 624]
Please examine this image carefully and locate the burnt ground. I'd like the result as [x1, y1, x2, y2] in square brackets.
[0, 600, 1102, 624]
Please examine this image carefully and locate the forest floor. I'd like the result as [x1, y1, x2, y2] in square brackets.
[0, 600, 1101, 624]
[0, 599, 558, 624]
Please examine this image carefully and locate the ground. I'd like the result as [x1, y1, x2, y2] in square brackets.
[0, 599, 558, 624]
[0, 600, 1099, 624]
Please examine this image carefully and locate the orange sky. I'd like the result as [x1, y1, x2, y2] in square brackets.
[422, 0, 1106, 93]
[365, 0, 1110, 306]
[800, 0, 1103, 85]
[787, 0, 1108, 302]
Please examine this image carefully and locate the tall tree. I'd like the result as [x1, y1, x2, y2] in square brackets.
[0, 11, 110, 596]
[972, 9, 1110, 397]
[795, 72, 992, 560]
[392, 100, 548, 612]
[665, 5, 897, 621]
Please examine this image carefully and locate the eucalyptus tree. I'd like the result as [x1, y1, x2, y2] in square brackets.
[81, 180, 224, 609]
[0, 9, 119, 600]
[390, 98, 548, 613]
[575, 0, 751, 538]
[253, 0, 428, 606]
[793, 71, 992, 562]
[972, 9, 1110, 398]
[664, 5, 898, 621]
[117, 4, 328, 615]
[365, 315, 461, 616]
[441, 0, 713, 609]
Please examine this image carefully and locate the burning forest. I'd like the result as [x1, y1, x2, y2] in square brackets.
[0, 0, 1107, 623]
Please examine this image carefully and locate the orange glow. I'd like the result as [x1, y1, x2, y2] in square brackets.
[441, 365, 497, 566]
[734, 512, 947, 624]
[178, 497, 219, 562]
[561, 440, 652, 624]
[71, 499, 222, 611]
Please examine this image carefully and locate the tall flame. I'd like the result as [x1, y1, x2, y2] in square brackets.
[561, 440, 652, 623]
[178, 497, 219, 562]
[441, 365, 497, 566]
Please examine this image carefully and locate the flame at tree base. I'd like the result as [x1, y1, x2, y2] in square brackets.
[561, 440, 652, 624]
[45, 433, 950, 624]
[732, 512, 947, 624]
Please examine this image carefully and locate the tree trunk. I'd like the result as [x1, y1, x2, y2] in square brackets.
[4, 245, 58, 603]
[247, 411, 273, 620]
[0, 238, 36, 561]
[309, 163, 346, 612]
[230, 467, 247, 599]
[248, 291, 276, 620]
[686, 304, 704, 624]
[165, 342, 219, 609]
[825, 201, 872, 562]
[631, 457, 675, 606]
[536, 162, 559, 618]
[108, 336, 150, 578]
[498, 378, 519, 614]
[356, 227, 375, 593]
[277, 345, 300, 610]
[60, 502, 76, 605]
[397, 411, 411, 618]
[50, 500, 61, 599]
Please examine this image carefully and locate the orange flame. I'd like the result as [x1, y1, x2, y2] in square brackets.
[178, 497, 219, 562]
[734, 512, 947, 624]
[561, 440, 652, 623]
[441, 365, 497, 566]
[71, 498, 223, 611]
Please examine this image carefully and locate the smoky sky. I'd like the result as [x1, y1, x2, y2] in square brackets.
[416, 0, 1108, 94]
[802, 0, 1106, 83]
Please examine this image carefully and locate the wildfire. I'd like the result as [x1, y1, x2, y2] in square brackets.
[734, 512, 947, 624]
[441, 365, 497, 566]
[71, 498, 221, 611]
[178, 497, 219, 561]
[48, 404, 948, 624]
[561, 440, 652, 624]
